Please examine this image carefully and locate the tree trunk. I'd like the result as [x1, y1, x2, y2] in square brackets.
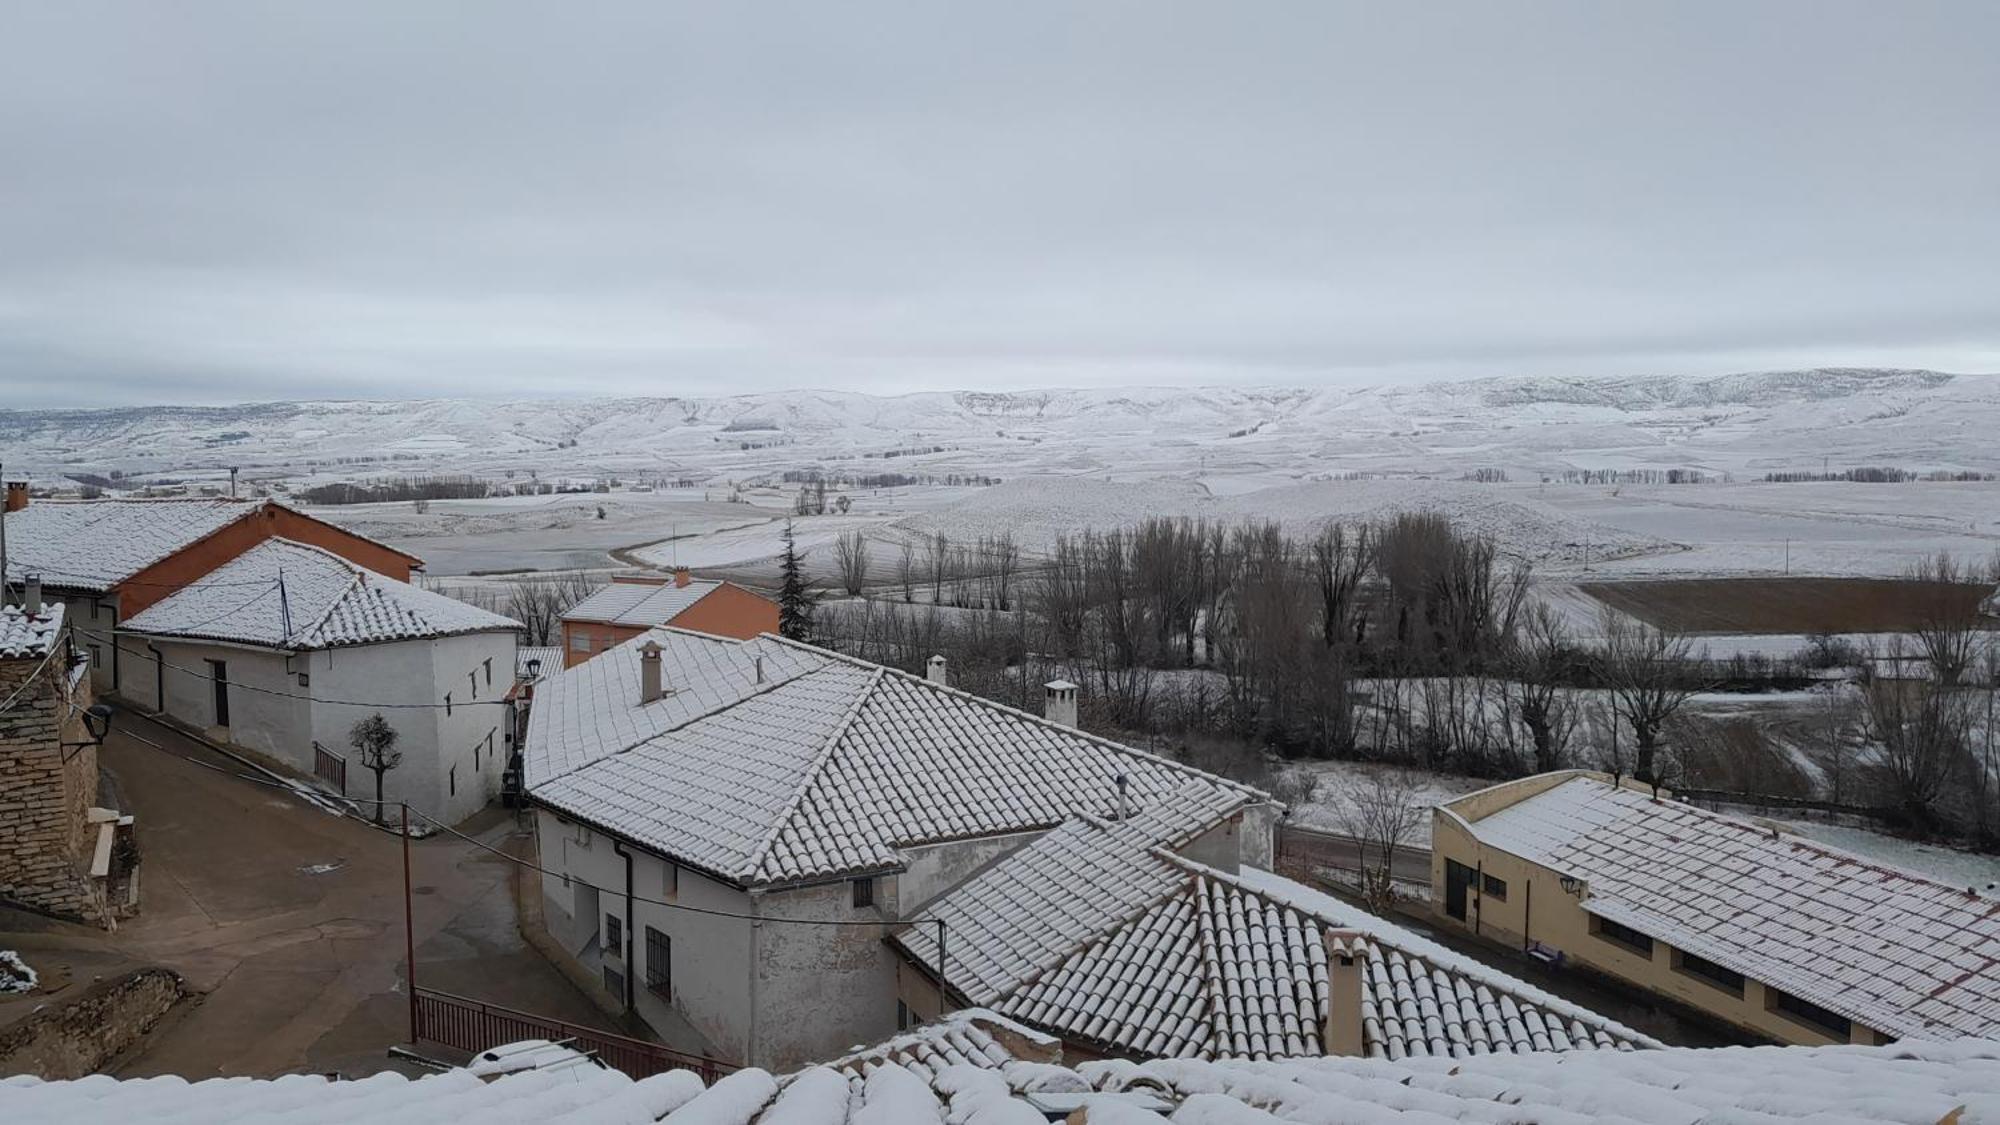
[373, 767, 386, 826]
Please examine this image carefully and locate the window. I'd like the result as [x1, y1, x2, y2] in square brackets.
[852, 877, 875, 908]
[1591, 915, 1654, 956]
[484, 657, 493, 686]
[449, 766, 456, 796]
[605, 913, 624, 959]
[1769, 988, 1850, 1038]
[645, 927, 671, 999]
[603, 965, 625, 999]
[1481, 873, 1508, 901]
[569, 632, 589, 652]
[664, 863, 679, 899]
[1674, 949, 1745, 995]
[444, 692, 453, 716]
[87, 643, 102, 667]
[469, 670, 478, 698]
[897, 1000, 912, 1030]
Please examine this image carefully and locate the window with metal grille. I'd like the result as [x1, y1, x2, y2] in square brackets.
[1481, 873, 1507, 900]
[1591, 915, 1653, 955]
[1675, 949, 1745, 995]
[603, 965, 625, 999]
[1769, 988, 1850, 1037]
[605, 912, 623, 959]
[645, 926, 671, 999]
[852, 878, 874, 908]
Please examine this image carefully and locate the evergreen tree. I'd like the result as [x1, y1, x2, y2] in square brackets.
[777, 518, 817, 641]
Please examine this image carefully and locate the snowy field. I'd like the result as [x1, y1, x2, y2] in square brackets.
[1284, 761, 1490, 847]
[1776, 821, 2000, 892]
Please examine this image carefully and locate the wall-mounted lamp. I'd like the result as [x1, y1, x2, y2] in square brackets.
[62, 703, 115, 759]
[1558, 875, 1583, 896]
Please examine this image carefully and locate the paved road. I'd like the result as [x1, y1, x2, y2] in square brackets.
[2, 713, 622, 1078]
[1279, 826, 1433, 886]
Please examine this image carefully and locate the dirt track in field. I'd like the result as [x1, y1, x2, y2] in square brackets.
[1578, 577, 1994, 634]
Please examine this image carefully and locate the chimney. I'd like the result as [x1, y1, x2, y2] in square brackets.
[4, 481, 28, 513]
[639, 640, 664, 704]
[1322, 931, 1367, 1056]
[926, 654, 948, 686]
[1044, 680, 1078, 728]
[673, 566, 693, 589]
[22, 575, 40, 617]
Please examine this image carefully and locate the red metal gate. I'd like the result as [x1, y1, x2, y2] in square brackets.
[413, 986, 733, 1084]
[312, 742, 347, 794]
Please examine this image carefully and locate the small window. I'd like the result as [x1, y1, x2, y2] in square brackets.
[1481, 873, 1507, 901]
[897, 1000, 911, 1030]
[569, 633, 590, 652]
[1769, 988, 1850, 1038]
[484, 657, 493, 686]
[1675, 949, 1745, 995]
[1591, 915, 1654, 956]
[645, 926, 671, 999]
[852, 877, 875, 908]
[603, 965, 625, 999]
[449, 765, 456, 796]
[87, 643, 102, 667]
[470, 670, 478, 698]
[664, 863, 679, 899]
[444, 692, 453, 716]
[605, 913, 624, 958]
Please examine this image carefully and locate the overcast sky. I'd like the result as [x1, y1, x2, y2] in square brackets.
[2, 2, 1996, 407]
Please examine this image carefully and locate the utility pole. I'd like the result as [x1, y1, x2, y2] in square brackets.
[403, 802, 419, 1044]
[1784, 539, 1791, 575]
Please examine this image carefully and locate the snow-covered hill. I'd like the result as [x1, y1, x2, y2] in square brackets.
[3, 368, 1997, 489]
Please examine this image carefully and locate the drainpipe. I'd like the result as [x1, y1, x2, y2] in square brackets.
[747, 892, 762, 1067]
[146, 643, 165, 712]
[611, 840, 635, 1014]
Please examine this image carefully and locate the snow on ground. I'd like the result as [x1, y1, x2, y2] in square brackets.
[1776, 820, 2000, 892]
[1284, 760, 1488, 847]
[0, 950, 35, 994]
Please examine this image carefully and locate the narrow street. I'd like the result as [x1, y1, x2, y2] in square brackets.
[1, 712, 620, 1078]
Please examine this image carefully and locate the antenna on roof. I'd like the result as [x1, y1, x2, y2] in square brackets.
[277, 569, 293, 639]
[229, 466, 239, 499]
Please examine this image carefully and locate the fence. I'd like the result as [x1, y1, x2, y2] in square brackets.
[312, 742, 347, 795]
[1674, 787, 1893, 824]
[412, 987, 734, 1084]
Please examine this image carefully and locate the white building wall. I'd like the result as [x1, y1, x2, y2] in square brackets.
[895, 829, 1043, 916]
[144, 640, 313, 770]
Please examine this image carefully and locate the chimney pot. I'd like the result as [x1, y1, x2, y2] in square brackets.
[1322, 931, 1367, 1056]
[1044, 680, 1078, 728]
[926, 654, 948, 686]
[22, 575, 40, 617]
[674, 566, 692, 588]
[639, 640, 664, 704]
[4, 481, 28, 513]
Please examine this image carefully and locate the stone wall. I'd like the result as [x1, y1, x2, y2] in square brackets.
[0, 968, 188, 1078]
[0, 649, 109, 925]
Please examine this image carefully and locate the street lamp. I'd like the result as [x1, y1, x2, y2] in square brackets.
[62, 703, 115, 760]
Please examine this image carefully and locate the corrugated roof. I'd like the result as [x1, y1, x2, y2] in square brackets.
[522, 630, 1264, 887]
[0, 498, 415, 592]
[897, 811, 1653, 1062]
[1465, 774, 2000, 1041]
[121, 539, 519, 649]
[0, 604, 64, 660]
[562, 579, 723, 627]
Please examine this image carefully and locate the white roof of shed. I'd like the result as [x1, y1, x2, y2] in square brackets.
[523, 629, 1264, 887]
[0, 498, 413, 592]
[1464, 774, 2000, 1041]
[0, 604, 64, 660]
[121, 539, 519, 650]
[562, 579, 723, 627]
[899, 804, 1652, 1062]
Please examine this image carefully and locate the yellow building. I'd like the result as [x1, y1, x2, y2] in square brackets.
[1431, 770, 2000, 1047]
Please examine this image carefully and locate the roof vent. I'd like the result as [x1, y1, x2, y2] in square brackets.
[4, 481, 27, 513]
[926, 654, 948, 687]
[1044, 680, 1077, 728]
[639, 640, 665, 704]
[1322, 930, 1367, 1056]
[674, 566, 693, 589]
[22, 575, 39, 617]
[754, 654, 765, 684]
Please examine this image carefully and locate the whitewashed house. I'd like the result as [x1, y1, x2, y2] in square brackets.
[120, 539, 522, 824]
[521, 629, 1278, 1071]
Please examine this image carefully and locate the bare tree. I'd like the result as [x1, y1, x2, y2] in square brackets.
[833, 530, 871, 596]
[350, 712, 402, 826]
[925, 531, 951, 604]
[1908, 552, 1985, 687]
[504, 571, 597, 646]
[1334, 768, 1429, 911]
[897, 538, 917, 603]
[1507, 602, 1578, 773]
[1862, 638, 1970, 831]
[1596, 611, 1700, 789]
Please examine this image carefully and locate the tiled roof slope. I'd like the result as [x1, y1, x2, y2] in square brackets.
[898, 817, 1652, 1062]
[562, 579, 723, 626]
[0, 498, 411, 592]
[523, 630, 1264, 887]
[0, 604, 64, 659]
[121, 539, 520, 650]
[1465, 774, 2000, 1041]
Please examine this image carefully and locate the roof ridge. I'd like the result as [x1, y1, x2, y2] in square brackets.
[758, 634, 1271, 805]
[740, 666, 885, 882]
[277, 546, 367, 648]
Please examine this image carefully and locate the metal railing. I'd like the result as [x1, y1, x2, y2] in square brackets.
[312, 742, 347, 794]
[412, 986, 734, 1084]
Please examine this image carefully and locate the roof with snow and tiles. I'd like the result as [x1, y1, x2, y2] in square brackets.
[1455, 772, 2000, 1042]
[895, 797, 1654, 1062]
[9, 1016, 2000, 1123]
[0, 497, 417, 592]
[561, 577, 727, 627]
[521, 628, 1267, 888]
[121, 538, 519, 650]
[0, 604, 65, 660]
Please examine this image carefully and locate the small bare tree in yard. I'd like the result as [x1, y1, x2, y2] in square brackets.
[1596, 611, 1700, 790]
[350, 712, 402, 826]
[1335, 768, 1429, 911]
[833, 530, 871, 595]
[1908, 552, 1985, 687]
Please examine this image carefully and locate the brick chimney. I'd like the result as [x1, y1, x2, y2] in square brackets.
[639, 640, 664, 704]
[4, 481, 28, 513]
[926, 654, 948, 687]
[673, 566, 693, 588]
[1322, 930, 1367, 1056]
[1044, 680, 1078, 728]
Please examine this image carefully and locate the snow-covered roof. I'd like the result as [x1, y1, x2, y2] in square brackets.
[518, 645, 562, 680]
[561, 578, 724, 627]
[898, 804, 1651, 1062]
[0, 604, 64, 660]
[1462, 774, 2000, 1041]
[523, 629, 1266, 888]
[10, 1022, 2000, 1123]
[121, 539, 519, 650]
[0, 498, 416, 593]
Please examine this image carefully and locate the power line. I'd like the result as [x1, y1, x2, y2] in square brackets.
[122, 644, 513, 711]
